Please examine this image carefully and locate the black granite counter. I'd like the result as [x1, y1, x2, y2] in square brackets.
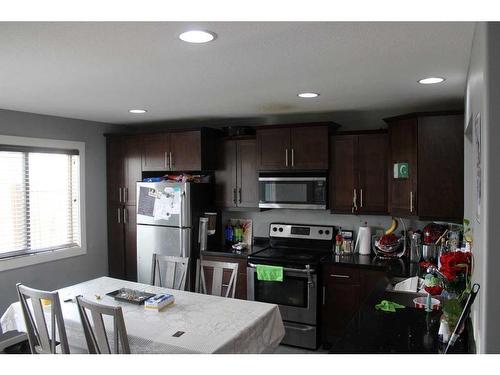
[321, 253, 422, 279]
[329, 278, 471, 354]
[201, 238, 269, 259]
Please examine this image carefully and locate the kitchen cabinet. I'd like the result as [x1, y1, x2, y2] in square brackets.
[330, 132, 388, 215]
[106, 135, 142, 281]
[385, 112, 463, 221]
[321, 264, 386, 344]
[141, 128, 219, 172]
[215, 137, 258, 208]
[256, 124, 329, 170]
[199, 254, 247, 300]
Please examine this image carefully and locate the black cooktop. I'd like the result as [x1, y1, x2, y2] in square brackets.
[248, 246, 330, 267]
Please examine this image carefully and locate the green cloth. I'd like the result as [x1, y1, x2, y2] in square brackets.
[256, 264, 283, 282]
[375, 300, 405, 313]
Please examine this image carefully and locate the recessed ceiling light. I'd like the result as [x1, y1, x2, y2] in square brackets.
[298, 92, 320, 98]
[179, 30, 216, 44]
[418, 77, 445, 85]
[129, 109, 147, 114]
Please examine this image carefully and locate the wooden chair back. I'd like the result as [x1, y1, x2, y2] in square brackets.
[196, 260, 238, 298]
[16, 283, 70, 354]
[76, 296, 130, 354]
[150, 254, 189, 290]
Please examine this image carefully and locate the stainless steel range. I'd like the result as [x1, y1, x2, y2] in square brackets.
[247, 223, 335, 349]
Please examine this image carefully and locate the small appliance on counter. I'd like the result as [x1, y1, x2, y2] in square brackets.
[247, 223, 336, 350]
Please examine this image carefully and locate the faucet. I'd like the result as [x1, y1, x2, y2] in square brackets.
[425, 265, 449, 288]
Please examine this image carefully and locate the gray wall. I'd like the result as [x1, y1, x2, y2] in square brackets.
[0, 109, 118, 321]
[464, 22, 500, 353]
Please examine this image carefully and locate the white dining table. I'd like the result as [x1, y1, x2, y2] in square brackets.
[1, 276, 285, 354]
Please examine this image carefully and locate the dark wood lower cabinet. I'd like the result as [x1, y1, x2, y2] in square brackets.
[200, 254, 247, 300]
[107, 205, 137, 282]
[321, 264, 386, 345]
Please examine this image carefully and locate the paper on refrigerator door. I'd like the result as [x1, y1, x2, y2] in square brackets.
[153, 187, 181, 220]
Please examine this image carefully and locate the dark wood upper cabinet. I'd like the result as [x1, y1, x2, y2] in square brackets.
[385, 112, 463, 221]
[106, 137, 125, 206]
[256, 124, 329, 170]
[330, 132, 388, 215]
[142, 129, 218, 172]
[170, 131, 202, 171]
[122, 135, 143, 206]
[358, 134, 388, 214]
[215, 137, 258, 209]
[141, 133, 170, 171]
[330, 135, 357, 213]
[290, 126, 329, 169]
[387, 118, 418, 217]
[256, 127, 290, 170]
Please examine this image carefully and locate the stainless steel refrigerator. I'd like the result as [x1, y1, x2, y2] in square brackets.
[136, 181, 214, 289]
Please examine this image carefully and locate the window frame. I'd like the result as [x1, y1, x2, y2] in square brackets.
[0, 135, 86, 271]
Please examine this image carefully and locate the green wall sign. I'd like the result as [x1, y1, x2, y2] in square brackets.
[394, 162, 409, 179]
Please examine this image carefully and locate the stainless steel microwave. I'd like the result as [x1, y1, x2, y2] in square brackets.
[258, 174, 327, 209]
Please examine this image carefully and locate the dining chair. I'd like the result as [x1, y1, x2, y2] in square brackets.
[196, 259, 239, 298]
[76, 296, 130, 354]
[15, 283, 70, 354]
[150, 254, 190, 290]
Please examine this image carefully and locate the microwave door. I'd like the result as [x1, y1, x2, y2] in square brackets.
[258, 177, 326, 209]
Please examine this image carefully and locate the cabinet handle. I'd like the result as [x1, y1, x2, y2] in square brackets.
[285, 148, 289, 167]
[124, 188, 128, 203]
[410, 191, 414, 213]
[353, 189, 358, 212]
[233, 188, 237, 206]
[117, 207, 121, 224]
[118, 187, 122, 203]
[238, 187, 242, 204]
[330, 274, 350, 279]
[164, 151, 169, 169]
[170, 151, 173, 170]
[322, 286, 326, 305]
[291, 148, 295, 167]
[360, 188, 363, 208]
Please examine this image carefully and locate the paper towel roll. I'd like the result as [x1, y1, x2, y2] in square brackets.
[355, 226, 372, 255]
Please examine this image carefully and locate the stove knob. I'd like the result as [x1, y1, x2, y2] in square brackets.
[325, 230, 330, 235]
[319, 230, 324, 235]
[272, 227, 277, 232]
[278, 227, 283, 232]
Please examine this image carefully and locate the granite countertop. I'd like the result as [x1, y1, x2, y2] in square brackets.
[329, 278, 472, 354]
[321, 253, 422, 279]
[201, 239, 268, 259]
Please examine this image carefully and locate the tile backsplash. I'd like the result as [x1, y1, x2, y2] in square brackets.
[221, 209, 427, 240]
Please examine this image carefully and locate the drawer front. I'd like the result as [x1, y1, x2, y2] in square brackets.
[323, 265, 360, 284]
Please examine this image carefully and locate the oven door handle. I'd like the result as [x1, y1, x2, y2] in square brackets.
[248, 263, 315, 286]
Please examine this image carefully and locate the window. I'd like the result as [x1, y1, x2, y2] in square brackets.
[0, 135, 86, 270]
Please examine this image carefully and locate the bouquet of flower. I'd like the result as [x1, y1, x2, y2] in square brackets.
[438, 250, 472, 298]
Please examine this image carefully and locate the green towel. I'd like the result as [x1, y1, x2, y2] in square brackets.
[256, 265, 283, 282]
[375, 300, 405, 313]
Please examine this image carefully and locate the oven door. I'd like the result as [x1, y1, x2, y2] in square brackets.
[247, 264, 317, 325]
[258, 176, 326, 209]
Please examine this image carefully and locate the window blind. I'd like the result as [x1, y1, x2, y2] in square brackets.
[0, 146, 81, 259]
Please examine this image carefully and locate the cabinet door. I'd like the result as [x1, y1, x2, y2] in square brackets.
[330, 135, 357, 213]
[122, 136, 142, 206]
[388, 118, 418, 217]
[322, 275, 362, 339]
[142, 133, 169, 171]
[417, 115, 464, 221]
[106, 136, 124, 206]
[256, 128, 291, 170]
[237, 139, 258, 208]
[290, 126, 329, 169]
[215, 139, 237, 208]
[108, 204, 125, 279]
[358, 134, 388, 214]
[170, 131, 202, 171]
[124, 205, 137, 282]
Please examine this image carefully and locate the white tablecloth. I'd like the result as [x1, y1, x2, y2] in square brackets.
[1, 277, 285, 354]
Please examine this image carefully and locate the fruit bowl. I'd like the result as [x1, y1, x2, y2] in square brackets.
[372, 235, 406, 258]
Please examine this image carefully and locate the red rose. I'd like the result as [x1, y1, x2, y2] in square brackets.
[425, 285, 443, 296]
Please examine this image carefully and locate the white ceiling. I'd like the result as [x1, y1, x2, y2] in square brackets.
[0, 22, 475, 128]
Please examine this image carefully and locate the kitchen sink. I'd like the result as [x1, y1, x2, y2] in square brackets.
[383, 277, 444, 308]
